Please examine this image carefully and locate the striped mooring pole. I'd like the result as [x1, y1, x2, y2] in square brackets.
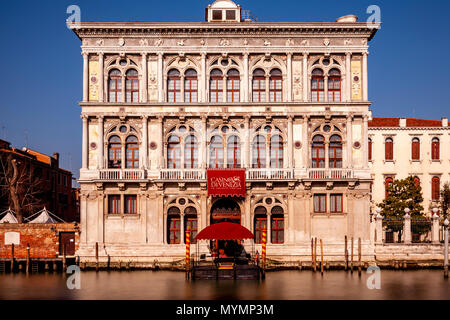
[262, 230, 267, 271]
[186, 227, 191, 278]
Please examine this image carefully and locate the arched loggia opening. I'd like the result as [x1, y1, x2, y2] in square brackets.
[210, 198, 241, 225]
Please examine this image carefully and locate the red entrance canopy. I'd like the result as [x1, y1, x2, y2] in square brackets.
[195, 222, 254, 241]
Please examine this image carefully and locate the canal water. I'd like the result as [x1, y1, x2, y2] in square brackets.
[0, 270, 449, 300]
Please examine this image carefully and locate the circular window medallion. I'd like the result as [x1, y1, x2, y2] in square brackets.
[90, 142, 97, 150]
[353, 141, 361, 149]
[265, 198, 273, 205]
[353, 76, 360, 82]
[323, 125, 331, 132]
[150, 142, 157, 150]
[294, 141, 302, 149]
[178, 198, 186, 205]
[90, 76, 97, 84]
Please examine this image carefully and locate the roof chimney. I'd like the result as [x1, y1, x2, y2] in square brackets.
[336, 15, 358, 23]
[399, 118, 407, 128]
[53, 152, 59, 167]
[442, 117, 448, 127]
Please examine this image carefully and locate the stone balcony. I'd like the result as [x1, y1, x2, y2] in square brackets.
[306, 168, 354, 180]
[98, 169, 146, 181]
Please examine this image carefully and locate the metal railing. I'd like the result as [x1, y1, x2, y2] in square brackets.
[307, 168, 354, 180]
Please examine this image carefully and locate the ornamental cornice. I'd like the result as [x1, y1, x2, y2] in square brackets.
[368, 127, 449, 131]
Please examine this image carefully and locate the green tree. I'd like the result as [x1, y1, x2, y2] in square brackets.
[377, 176, 424, 242]
[441, 182, 450, 219]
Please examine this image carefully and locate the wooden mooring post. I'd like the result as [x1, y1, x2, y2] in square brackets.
[350, 237, 354, 273]
[344, 236, 348, 271]
[95, 242, 99, 272]
[320, 239, 324, 276]
[311, 238, 314, 270]
[358, 238, 362, 276]
[10, 244, 14, 272]
[26, 243, 30, 274]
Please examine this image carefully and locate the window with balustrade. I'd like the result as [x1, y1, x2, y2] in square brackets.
[252, 135, 266, 169]
[208, 125, 241, 169]
[329, 135, 343, 168]
[270, 135, 284, 168]
[411, 138, 420, 161]
[226, 135, 241, 168]
[108, 136, 122, 168]
[209, 135, 224, 168]
[106, 125, 140, 169]
[311, 135, 325, 168]
[167, 69, 181, 102]
[431, 137, 440, 160]
[184, 135, 198, 169]
[252, 125, 284, 169]
[167, 135, 181, 169]
[125, 136, 139, 169]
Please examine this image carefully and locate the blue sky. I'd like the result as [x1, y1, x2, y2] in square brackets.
[0, 0, 449, 181]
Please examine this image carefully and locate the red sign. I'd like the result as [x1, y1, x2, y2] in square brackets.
[207, 169, 246, 197]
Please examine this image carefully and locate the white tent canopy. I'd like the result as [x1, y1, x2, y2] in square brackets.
[24, 207, 65, 223]
[0, 208, 18, 223]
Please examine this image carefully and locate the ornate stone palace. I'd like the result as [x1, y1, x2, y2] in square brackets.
[69, 0, 446, 263]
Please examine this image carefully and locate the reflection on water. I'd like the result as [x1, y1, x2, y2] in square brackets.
[0, 270, 449, 300]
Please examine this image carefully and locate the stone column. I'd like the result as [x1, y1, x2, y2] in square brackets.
[369, 213, 376, 244]
[98, 194, 105, 243]
[363, 115, 369, 168]
[302, 52, 308, 102]
[302, 116, 309, 168]
[202, 116, 207, 168]
[287, 53, 292, 102]
[346, 115, 353, 169]
[142, 115, 148, 169]
[288, 192, 294, 244]
[99, 52, 104, 103]
[403, 213, 412, 244]
[243, 53, 249, 102]
[346, 52, 351, 102]
[288, 116, 293, 168]
[244, 116, 250, 168]
[81, 115, 89, 170]
[157, 53, 164, 103]
[201, 53, 207, 103]
[432, 213, 440, 244]
[375, 213, 383, 244]
[82, 52, 89, 102]
[141, 53, 148, 103]
[98, 116, 104, 169]
[363, 51, 369, 101]
[80, 193, 88, 243]
[157, 116, 164, 168]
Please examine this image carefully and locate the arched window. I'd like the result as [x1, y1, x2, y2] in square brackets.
[385, 177, 394, 199]
[125, 135, 139, 169]
[108, 135, 122, 168]
[252, 135, 266, 168]
[385, 138, 394, 161]
[329, 135, 343, 168]
[226, 69, 240, 102]
[108, 69, 122, 102]
[432, 176, 440, 201]
[210, 136, 224, 168]
[227, 135, 241, 168]
[411, 138, 420, 161]
[184, 206, 198, 244]
[184, 69, 198, 103]
[311, 135, 325, 168]
[254, 206, 267, 244]
[184, 135, 198, 169]
[328, 68, 341, 102]
[431, 138, 440, 160]
[269, 69, 282, 102]
[167, 207, 181, 244]
[311, 69, 324, 102]
[252, 68, 266, 102]
[368, 138, 373, 161]
[210, 69, 223, 102]
[167, 69, 181, 102]
[270, 135, 284, 168]
[271, 206, 284, 244]
[125, 69, 139, 103]
[167, 135, 181, 169]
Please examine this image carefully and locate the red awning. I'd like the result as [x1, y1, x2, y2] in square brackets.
[195, 222, 254, 241]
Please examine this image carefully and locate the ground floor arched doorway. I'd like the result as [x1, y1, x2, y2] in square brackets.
[210, 198, 241, 225]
